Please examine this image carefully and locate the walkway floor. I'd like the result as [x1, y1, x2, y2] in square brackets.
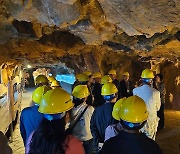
[9, 88, 180, 154]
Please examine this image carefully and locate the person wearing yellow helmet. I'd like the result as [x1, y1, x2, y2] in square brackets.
[50, 80, 61, 89]
[90, 83, 118, 153]
[92, 72, 105, 107]
[133, 69, 161, 140]
[83, 71, 92, 77]
[35, 75, 49, 87]
[72, 73, 81, 90]
[75, 73, 95, 106]
[26, 88, 85, 154]
[101, 75, 112, 85]
[20, 86, 51, 145]
[48, 76, 56, 84]
[120, 72, 133, 98]
[77, 74, 89, 84]
[99, 96, 163, 154]
[108, 69, 121, 99]
[71, 85, 94, 154]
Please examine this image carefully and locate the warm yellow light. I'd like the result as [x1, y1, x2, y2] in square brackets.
[27, 65, 32, 69]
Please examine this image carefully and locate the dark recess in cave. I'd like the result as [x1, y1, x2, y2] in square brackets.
[12, 20, 36, 37]
[39, 31, 85, 50]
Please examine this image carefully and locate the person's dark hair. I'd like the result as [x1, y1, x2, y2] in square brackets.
[155, 74, 163, 81]
[29, 118, 68, 154]
[89, 75, 92, 78]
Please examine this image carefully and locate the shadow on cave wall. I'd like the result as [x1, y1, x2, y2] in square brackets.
[100, 52, 150, 85]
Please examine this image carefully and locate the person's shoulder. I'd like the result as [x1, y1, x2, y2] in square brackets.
[133, 86, 141, 92]
[65, 135, 83, 149]
[120, 80, 124, 83]
[151, 87, 160, 94]
[66, 135, 81, 142]
[143, 136, 163, 153]
[87, 105, 94, 111]
[95, 104, 105, 110]
[65, 135, 85, 154]
[21, 106, 33, 113]
[103, 133, 120, 147]
[113, 79, 119, 83]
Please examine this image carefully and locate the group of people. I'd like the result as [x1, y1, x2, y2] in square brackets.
[0, 68, 165, 154]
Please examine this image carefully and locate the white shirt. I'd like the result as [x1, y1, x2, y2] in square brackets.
[133, 85, 161, 140]
[71, 102, 94, 141]
[133, 85, 160, 120]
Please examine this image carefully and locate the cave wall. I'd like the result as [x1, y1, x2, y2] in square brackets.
[0, 0, 179, 110]
[100, 51, 150, 83]
[160, 61, 180, 110]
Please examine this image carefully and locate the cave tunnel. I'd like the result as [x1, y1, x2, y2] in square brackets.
[0, 0, 179, 154]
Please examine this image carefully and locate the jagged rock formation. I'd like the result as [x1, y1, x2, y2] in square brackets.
[0, 0, 179, 109]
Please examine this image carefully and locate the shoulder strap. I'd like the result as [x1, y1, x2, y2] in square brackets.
[114, 125, 121, 133]
[70, 105, 89, 130]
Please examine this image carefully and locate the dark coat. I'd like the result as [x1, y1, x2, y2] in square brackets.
[90, 103, 117, 153]
[99, 131, 163, 154]
[120, 79, 133, 98]
[112, 79, 121, 99]
[92, 82, 105, 107]
[20, 105, 44, 145]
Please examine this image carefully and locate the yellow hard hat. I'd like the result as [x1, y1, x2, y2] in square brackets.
[112, 98, 125, 120]
[48, 76, 56, 82]
[35, 75, 48, 85]
[32, 86, 51, 104]
[141, 69, 154, 79]
[51, 80, 60, 87]
[101, 75, 113, 84]
[119, 96, 148, 123]
[108, 69, 116, 75]
[92, 72, 102, 78]
[78, 74, 89, 82]
[83, 71, 92, 76]
[39, 87, 74, 114]
[72, 85, 90, 99]
[75, 74, 81, 80]
[123, 72, 130, 76]
[101, 82, 118, 95]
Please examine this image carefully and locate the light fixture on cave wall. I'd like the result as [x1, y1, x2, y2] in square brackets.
[27, 64, 32, 69]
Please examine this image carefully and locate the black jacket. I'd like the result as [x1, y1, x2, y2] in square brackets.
[99, 131, 163, 154]
[112, 79, 121, 99]
[119, 79, 133, 98]
[92, 82, 105, 107]
[90, 103, 117, 152]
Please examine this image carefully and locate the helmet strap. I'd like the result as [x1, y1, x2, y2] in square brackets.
[104, 94, 115, 102]
[120, 120, 146, 130]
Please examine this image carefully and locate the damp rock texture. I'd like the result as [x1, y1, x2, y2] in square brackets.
[0, 0, 179, 109]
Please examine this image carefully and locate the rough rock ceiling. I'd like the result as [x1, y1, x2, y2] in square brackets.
[0, 0, 180, 65]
